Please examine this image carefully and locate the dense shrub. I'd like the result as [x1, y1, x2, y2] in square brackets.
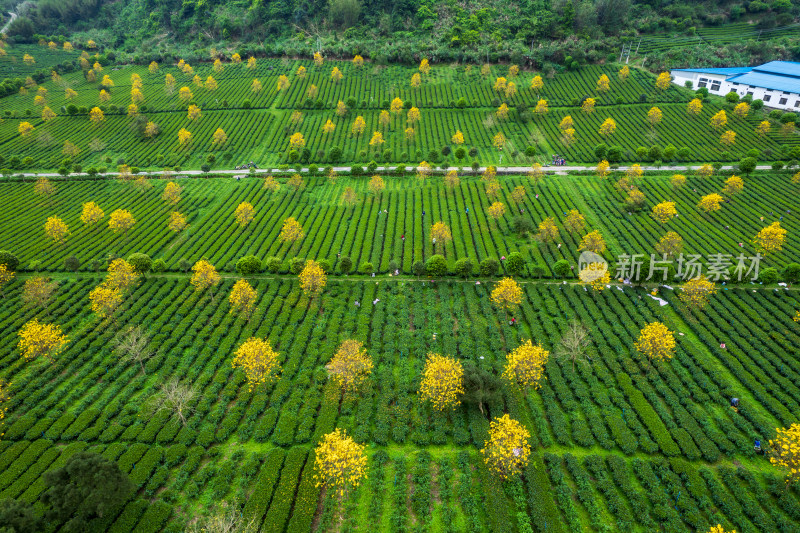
[426, 255, 447, 277]
[505, 252, 525, 275]
[454, 258, 473, 278]
[127, 253, 152, 273]
[480, 257, 499, 276]
[236, 255, 262, 275]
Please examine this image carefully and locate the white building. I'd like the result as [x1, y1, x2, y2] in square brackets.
[671, 61, 800, 111]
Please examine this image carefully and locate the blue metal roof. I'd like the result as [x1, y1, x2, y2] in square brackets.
[726, 71, 800, 93]
[751, 61, 800, 78]
[671, 67, 754, 75]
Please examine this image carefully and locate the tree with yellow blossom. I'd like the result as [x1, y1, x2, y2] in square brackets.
[481, 415, 531, 480]
[698, 193, 723, 213]
[34, 177, 55, 197]
[407, 106, 420, 124]
[444, 170, 460, 189]
[430, 221, 452, 253]
[534, 99, 549, 115]
[670, 174, 686, 189]
[277, 75, 290, 91]
[326, 340, 373, 397]
[109, 209, 135, 236]
[680, 276, 717, 309]
[18, 121, 34, 137]
[352, 55, 364, 68]
[756, 120, 771, 137]
[419, 353, 464, 411]
[89, 106, 104, 125]
[41, 106, 56, 122]
[322, 120, 336, 134]
[596, 74, 610, 92]
[168, 212, 188, 232]
[234, 202, 255, 228]
[81, 201, 104, 225]
[493, 76, 507, 93]
[211, 128, 227, 146]
[769, 423, 800, 486]
[655, 72, 671, 90]
[596, 160, 610, 178]
[44, 217, 69, 244]
[497, 103, 509, 120]
[187, 104, 201, 120]
[190, 260, 220, 301]
[647, 106, 662, 127]
[581, 97, 596, 114]
[313, 52, 323, 66]
[530, 74, 543, 95]
[619, 65, 630, 81]
[722, 175, 744, 197]
[419, 58, 430, 75]
[149, 61, 159, 74]
[656, 231, 683, 257]
[17, 319, 68, 361]
[232, 337, 281, 390]
[289, 132, 305, 150]
[299, 260, 327, 302]
[89, 282, 124, 320]
[0, 265, 13, 298]
[710, 110, 727, 129]
[733, 102, 750, 118]
[411, 73, 421, 88]
[314, 429, 368, 501]
[379, 110, 390, 128]
[754, 222, 787, 254]
[579, 262, 611, 291]
[492, 132, 506, 150]
[451, 130, 464, 145]
[369, 131, 385, 148]
[687, 98, 703, 117]
[536, 217, 559, 243]
[651, 202, 677, 223]
[720, 130, 736, 146]
[491, 277, 523, 315]
[503, 339, 548, 390]
[350, 115, 366, 136]
[579, 230, 606, 254]
[280, 217, 304, 248]
[635, 322, 676, 362]
[697, 164, 714, 178]
[599, 118, 616, 137]
[178, 128, 192, 146]
[368, 175, 385, 197]
[229, 280, 258, 321]
[336, 100, 347, 117]
[564, 210, 586, 234]
[162, 182, 182, 205]
[331, 67, 343, 83]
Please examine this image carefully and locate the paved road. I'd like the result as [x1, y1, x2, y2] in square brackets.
[0, 11, 17, 35]
[12, 164, 776, 179]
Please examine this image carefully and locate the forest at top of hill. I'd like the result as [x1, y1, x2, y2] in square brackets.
[1, 0, 800, 70]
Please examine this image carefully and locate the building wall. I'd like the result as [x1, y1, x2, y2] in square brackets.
[670, 70, 800, 111]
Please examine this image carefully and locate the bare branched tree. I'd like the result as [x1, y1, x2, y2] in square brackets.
[148, 379, 196, 426]
[186, 504, 257, 533]
[113, 325, 154, 375]
[555, 320, 592, 372]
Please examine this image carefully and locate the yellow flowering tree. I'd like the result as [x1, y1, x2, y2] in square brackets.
[17, 319, 69, 361]
[578, 230, 606, 254]
[656, 231, 683, 257]
[299, 260, 327, 302]
[232, 337, 281, 390]
[579, 262, 611, 291]
[444, 170, 460, 189]
[89, 282, 124, 320]
[419, 58, 430, 74]
[534, 99, 549, 115]
[352, 55, 364, 68]
[168, 211, 188, 232]
[326, 340, 373, 397]
[18, 121, 34, 137]
[619, 65, 630, 81]
[369, 131, 385, 148]
[368, 175, 385, 197]
[722, 175, 744, 197]
[496, 103, 509, 120]
[411, 72, 421, 88]
[651, 202, 677, 223]
[331, 67, 343, 83]
[599, 118, 616, 137]
[671, 174, 687, 189]
[109, 209, 135, 236]
[81, 201, 104, 225]
[710, 110, 727, 129]
[313, 52, 323, 66]
[754, 222, 787, 254]
[351, 116, 366, 136]
[596, 159, 610, 178]
[190, 260, 221, 300]
[211, 128, 227, 146]
[336, 100, 347, 117]
[178, 128, 192, 146]
[530, 75, 544, 94]
[635, 322, 676, 362]
[647, 106, 663, 127]
[419, 353, 465, 411]
[503, 339, 548, 390]
[733, 102, 750, 118]
[430, 221, 452, 253]
[34, 177, 56, 197]
[107, 259, 139, 292]
[756, 120, 771, 137]
[263, 175, 280, 193]
[537, 217, 559, 243]
[697, 164, 714, 178]
[581, 97, 596, 114]
[314, 429, 368, 500]
[680, 276, 717, 310]
[451, 130, 464, 145]
[491, 277, 523, 315]
[322, 119, 336, 134]
[407, 107, 421, 124]
[564, 210, 586, 234]
[481, 415, 531, 480]
[289, 132, 306, 150]
[44, 217, 69, 244]
[41, 106, 56, 122]
[687, 98, 703, 117]
[162, 182, 182, 205]
[596, 73, 610, 92]
[277, 75, 290, 91]
[280, 217, 304, 249]
[187, 104, 201, 120]
[0, 265, 14, 298]
[698, 193, 723, 213]
[655, 72, 671, 90]
[769, 423, 800, 485]
[234, 202, 255, 228]
[89, 106, 104, 125]
[720, 130, 736, 147]
[251, 79, 262, 93]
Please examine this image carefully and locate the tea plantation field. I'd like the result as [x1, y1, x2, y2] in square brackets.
[0, 172, 797, 276]
[0, 47, 798, 170]
[0, 274, 799, 532]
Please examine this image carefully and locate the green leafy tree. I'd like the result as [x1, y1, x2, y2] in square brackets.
[505, 252, 525, 275]
[0, 499, 43, 533]
[42, 452, 134, 532]
[462, 362, 503, 417]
